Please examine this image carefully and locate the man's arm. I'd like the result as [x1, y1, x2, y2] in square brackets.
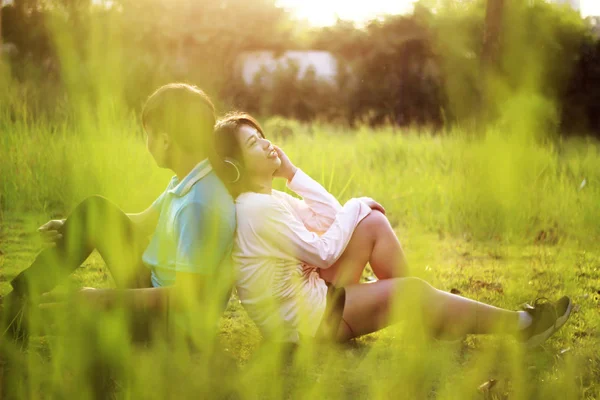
[127, 185, 168, 237]
[38, 202, 160, 245]
[75, 193, 232, 313]
[76, 272, 206, 313]
[83, 201, 230, 311]
[127, 204, 160, 237]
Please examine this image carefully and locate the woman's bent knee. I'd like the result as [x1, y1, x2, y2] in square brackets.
[365, 210, 389, 227]
[358, 210, 391, 237]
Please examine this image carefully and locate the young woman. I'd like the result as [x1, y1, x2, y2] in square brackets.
[211, 112, 572, 346]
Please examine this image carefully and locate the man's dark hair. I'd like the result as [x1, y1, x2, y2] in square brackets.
[142, 83, 216, 153]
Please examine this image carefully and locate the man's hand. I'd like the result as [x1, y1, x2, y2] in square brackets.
[76, 287, 109, 307]
[39, 286, 169, 312]
[39, 287, 99, 310]
[358, 197, 386, 215]
[273, 146, 298, 181]
[38, 219, 65, 246]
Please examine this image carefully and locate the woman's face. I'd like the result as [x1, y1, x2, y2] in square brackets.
[235, 124, 281, 177]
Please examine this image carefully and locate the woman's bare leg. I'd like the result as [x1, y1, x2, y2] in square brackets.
[336, 277, 519, 341]
[319, 211, 408, 286]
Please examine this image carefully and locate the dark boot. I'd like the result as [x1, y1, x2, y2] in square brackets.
[0, 291, 29, 348]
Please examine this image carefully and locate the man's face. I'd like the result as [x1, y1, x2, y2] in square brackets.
[145, 126, 170, 168]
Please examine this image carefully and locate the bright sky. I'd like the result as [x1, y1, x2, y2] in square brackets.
[582, 0, 600, 17]
[276, 0, 414, 26]
[277, 0, 600, 26]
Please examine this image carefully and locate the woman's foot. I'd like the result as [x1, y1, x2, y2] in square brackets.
[519, 296, 572, 347]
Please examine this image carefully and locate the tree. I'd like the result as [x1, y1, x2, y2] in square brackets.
[480, 0, 504, 122]
[482, 0, 504, 68]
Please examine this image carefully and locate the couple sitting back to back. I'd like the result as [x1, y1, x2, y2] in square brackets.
[1, 83, 572, 349]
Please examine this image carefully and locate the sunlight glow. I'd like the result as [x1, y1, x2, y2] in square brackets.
[581, 0, 600, 17]
[277, 0, 600, 26]
[276, 0, 416, 26]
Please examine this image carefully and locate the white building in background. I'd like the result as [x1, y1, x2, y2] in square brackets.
[237, 51, 338, 85]
[548, 0, 581, 13]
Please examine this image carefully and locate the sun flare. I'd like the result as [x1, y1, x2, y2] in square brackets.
[276, 0, 417, 26]
[277, 0, 600, 26]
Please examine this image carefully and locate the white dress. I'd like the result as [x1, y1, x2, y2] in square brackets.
[233, 169, 372, 342]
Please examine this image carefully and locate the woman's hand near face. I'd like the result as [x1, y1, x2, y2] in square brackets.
[273, 146, 298, 181]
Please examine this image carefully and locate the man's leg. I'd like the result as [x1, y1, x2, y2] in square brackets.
[2, 195, 150, 343]
[11, 195, 150, 297]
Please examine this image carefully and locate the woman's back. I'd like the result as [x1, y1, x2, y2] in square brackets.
[233, 190, 328, 342]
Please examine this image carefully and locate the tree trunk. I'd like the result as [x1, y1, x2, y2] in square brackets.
[482, 0, 504, 68]
[480, 0, 505, 124]
[0, 1, 3, 51]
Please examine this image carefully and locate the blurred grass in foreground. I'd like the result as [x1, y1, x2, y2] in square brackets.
[1, 208, 599, 399]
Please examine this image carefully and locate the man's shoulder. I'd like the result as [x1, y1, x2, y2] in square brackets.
[178, 176, 236, 225]
[186, 173, 234, 208]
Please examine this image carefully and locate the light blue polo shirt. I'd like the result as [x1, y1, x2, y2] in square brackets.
[142, 159, 236, 288]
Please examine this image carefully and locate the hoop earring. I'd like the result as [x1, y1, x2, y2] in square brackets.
[224, 158, 241, 184]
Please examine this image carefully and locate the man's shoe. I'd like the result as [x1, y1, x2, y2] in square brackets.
[0, 292, 29, 347]
[520, 296, 572, 348]
[553, 296, 573, 331]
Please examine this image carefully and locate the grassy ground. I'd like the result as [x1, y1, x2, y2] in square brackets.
[1, 114, 599, 398]
[1, 209, 599, 399]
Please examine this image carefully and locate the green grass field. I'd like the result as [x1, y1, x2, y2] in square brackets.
[1, 111, 599, 399]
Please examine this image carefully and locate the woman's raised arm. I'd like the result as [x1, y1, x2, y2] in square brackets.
[252, 195, 371, 269]
[273, 146, 343, 232]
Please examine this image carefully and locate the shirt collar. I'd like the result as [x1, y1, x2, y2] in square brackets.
[167, 159, 212, 197]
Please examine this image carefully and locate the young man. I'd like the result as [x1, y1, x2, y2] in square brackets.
[1, 83, 236, 345]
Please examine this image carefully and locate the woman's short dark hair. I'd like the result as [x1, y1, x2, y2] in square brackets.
[211, 112, 265, 197]
[142, 83, 216, 153]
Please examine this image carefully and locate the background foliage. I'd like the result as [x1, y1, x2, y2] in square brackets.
[2, 0, 600, 135]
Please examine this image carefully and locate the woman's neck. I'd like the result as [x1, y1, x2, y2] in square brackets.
[249, 175, 273, 194]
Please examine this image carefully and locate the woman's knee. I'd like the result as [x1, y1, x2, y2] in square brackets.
[367, 209, 390, 226]
[359, 210, 392, 237]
